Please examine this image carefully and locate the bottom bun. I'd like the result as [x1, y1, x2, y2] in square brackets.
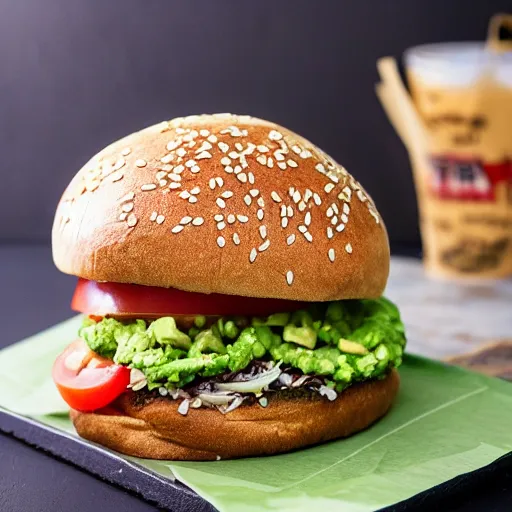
[71, 369, 399, 460]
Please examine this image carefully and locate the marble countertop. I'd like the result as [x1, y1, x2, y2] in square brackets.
[386, 257, 512, 360]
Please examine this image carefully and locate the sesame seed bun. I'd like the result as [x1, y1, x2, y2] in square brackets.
[69, 369, 399, 460]
[52, 113, 389, 301]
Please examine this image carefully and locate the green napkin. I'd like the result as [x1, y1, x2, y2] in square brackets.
[1, 316, 511, 511]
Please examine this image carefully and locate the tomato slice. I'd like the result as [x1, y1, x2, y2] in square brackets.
[72, 279, 306, 317]
[52, 340, 130, 412]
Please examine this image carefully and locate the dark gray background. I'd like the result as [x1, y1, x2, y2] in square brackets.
[2, 0, 510, 246]
[1, 2, 511, 511]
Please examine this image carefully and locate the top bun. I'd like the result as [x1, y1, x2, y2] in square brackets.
[52, 114, 389, 301]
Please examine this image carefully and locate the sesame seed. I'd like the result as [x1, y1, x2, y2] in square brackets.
[168, 173, 181, 182]
[287, 206, 293, 217]
[156, 170, 167, 181]
[112, 158, 126, 171]
[121, 192, 135, 202]
[169, 182, 180, 189]
[292, 191, 300, 203]
[233, 165, 242, 174]
[162, 164, 173, 172]
[324, 183, 335, 194]
[313, 193, 322, 206]
[192, 217, 204, 226]
[196, 142, 212, 153]
[249, 189, 260, 198]
[249, 248, 257, 263]
[215, 177, 224, 187]
[357, 190, 367, 202]
[331, 216, 338, 225]
[257, 145, 269, 153]
[119, 212, 127, 221]
[292, 145, 301, 154]
[228, 151, 239, 159]
[343, 203, 350, 215]
[336, 223, 345, 232]
[328, 248, 336, 262]
[269, 130, 283, 141]
[179, 191, 190, 199]
[214, 214, 224, 221]
[167, 141, 179, 151]
[233, 233, 240, 245]
[248, 172, 255, 184]
[199, 129, 210, 137]
[257, 209, 264, 220]
[224, 165, 233, 173]
[298, 225, 307, 233]
[327, 227, 334, 239]
[237, 173, 247, 183]
[235, 142, 243, 151]
[209, 178, 216, 189]
[369, 208, 380, 224]
[286, 271, 294, 286]
[161, 154, 173, 164]
[227, 214, 236, 224]
[216, 198, 226, 208]
[141, 184, 157, 191]
[315, 163, 326, 174]
[287, 159, 298, 168]
[287, 234, 296, 245]
[257, 197, 265, 207]
[174, 165, 185, 173]
[241, 155, 249, 169]
[180, 216, 193, 225]
[127, 214, 137, 227]
[176, 127, 185, 134]
[111, 172, 123, 182]
[185, 160, 196, 168]
[281, 217, 288, 228]
[217, 236, 226, 248]
[122, 203, 134, 213]
[189, 186, 199, 195]
[156, 215, 165, 225]
[237, 214, 248, 223]
[244, 194, 252, 206]
[277, 162, 287, 170]
[218, 142, 229, 153]
[150, 211, 158, 221]
[207, 134, 218, 143]
[274, 151, 285, 162]
[271, 191, 282, 203]
[220, 157, 231, 166]
[259, 240, 270, 252]
[332, 203, 339, 215]
[267, 158, 274, 168]
[300, 149, 312, 159]
[345, 243, 353, 254]
[121, 147, 131, 156]
[298, 201, 306, 212]
[244, 143, 256, 155]
[304, 231, 313, 242]
[280, 205, 287, 217]
[217, 221, 226, 230]
[176, 148, 187, 157]
[196, 151, 212, 160]
[159, 179, 167, 187]
[327, 207, 334, 218]
[341, 214, 348, 223]
[221, 190, 233, 199]
[256, 155, 267, 165]
[304, 212, 311, 226]
[329, 174, 340, 184]
[259, 225, 267, 239]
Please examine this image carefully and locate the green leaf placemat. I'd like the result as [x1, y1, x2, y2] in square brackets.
[1, 316, 511, 511]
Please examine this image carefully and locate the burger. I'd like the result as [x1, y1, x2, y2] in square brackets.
[51, 113, 405, 460]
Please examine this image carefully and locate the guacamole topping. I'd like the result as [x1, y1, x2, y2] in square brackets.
[80, 297, 406, 394]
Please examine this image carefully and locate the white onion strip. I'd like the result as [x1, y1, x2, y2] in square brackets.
[216, 363, 282, 394]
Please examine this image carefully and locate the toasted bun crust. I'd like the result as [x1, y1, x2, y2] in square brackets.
[52, 114, 389, 301]
[70, 369, 399, 460]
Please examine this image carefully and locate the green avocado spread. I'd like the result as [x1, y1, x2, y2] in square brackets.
[80, 297, 406, 392]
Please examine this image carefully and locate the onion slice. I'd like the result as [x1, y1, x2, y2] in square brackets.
[216, 363, 282, 394]
[198, 392, 237, 406]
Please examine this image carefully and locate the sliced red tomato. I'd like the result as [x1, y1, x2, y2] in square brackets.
[52, 339, 130, 412]
[72, 279, 306, 317]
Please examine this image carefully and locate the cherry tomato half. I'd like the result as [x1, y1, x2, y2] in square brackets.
[52, 340, 130, 412]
